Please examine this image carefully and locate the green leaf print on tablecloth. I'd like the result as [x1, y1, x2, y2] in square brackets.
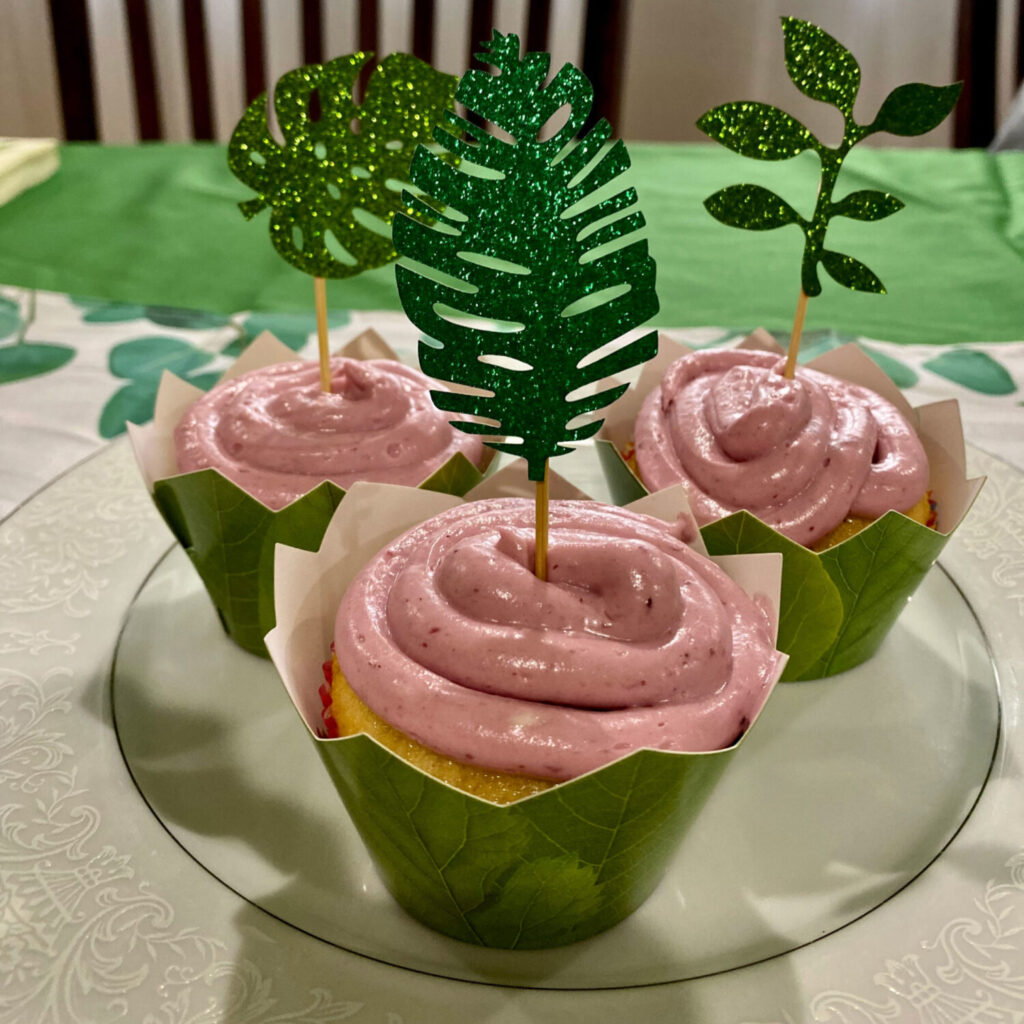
[790, 329, 856, 361]
[778, 334, 1020, 395]
[72, 295, 353, 360]
[99, 336, 220, 439]
[221, 309, 350, 357]
[72, 296, 231, 330]
[923, 348, 1018, 395]
[856, 341, 919, 388]
[0, 294, 75, 385]
[0, 341, 76, 384]
[0, 295, 20, 338]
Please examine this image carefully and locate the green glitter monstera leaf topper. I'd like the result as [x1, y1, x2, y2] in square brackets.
[698, 17, 961, 302]
[393, 32, 659, 495]
[228, 52, 457, 279]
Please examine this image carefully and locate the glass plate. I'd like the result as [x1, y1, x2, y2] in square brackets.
[1, 439, 1022, 1023]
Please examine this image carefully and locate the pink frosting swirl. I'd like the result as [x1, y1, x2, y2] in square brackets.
[335, 499, 781, 781]
[634, 350, 928, 546]
[175, 358, 484, 509]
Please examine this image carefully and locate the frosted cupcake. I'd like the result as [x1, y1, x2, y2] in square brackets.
[128, 329, 490, 656]
[330, 497, 781, 803]
[268, 470, 786, 947]
[598, 332, 983, 680]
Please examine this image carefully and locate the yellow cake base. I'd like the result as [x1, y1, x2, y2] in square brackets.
[330, 655, 553, 805]
[810, 491, 932, 552]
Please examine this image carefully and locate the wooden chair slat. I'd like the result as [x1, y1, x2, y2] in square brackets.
[468, 0, 495, 66]
[413, 0, 435, 64]
[466, 0, 494, 126]
[241, 0, 266, 102]
[303, 0, 324, 65]
[581, 0, 627, 128]
[182, 0, 214, 140]
[955, 0, 998, 147]
[48, 0, 98, 140]
[359, 0, 378, 56]
[1016, 0, 1023, 86]
[525, 0, 550, 54]
[124, 0, 162, 140]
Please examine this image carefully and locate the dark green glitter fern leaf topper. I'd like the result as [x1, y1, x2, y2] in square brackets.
[228, 52, 457, 279]
[393, 32, 659, 481]
[697, 17, 961, 297]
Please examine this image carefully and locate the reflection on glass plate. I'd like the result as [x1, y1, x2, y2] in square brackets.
[1, 439, 1023, 1023]
[111, 550, 998, 988]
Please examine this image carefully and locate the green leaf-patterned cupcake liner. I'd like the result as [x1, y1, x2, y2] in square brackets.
[266, 474, 786, 949]
[127, 330, 489, 658]
[599, 332, 985, 681]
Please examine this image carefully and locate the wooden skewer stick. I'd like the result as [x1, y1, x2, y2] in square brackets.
[314, 276, 331, 392]
[782, 288, 809, 380]
[534, 461, 549, 582]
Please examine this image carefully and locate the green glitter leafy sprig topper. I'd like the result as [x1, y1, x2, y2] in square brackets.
[228, 51, 457, 389]
[393, 31, 659, 578]
[697, 17, 960, 377]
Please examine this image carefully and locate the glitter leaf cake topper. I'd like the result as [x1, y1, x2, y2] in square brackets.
[393, 32, 659, 484]
[698, 17, 961, 298]
[228, 52, 457, 279]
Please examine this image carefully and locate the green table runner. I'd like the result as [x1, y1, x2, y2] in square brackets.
[0, 143, 1020, 345]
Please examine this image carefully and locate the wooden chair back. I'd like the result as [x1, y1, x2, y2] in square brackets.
[48, 0, 630, 143]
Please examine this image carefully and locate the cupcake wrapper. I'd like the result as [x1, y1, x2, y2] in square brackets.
[127, 329, 488, 658]
[314, 730, 737, 948]
[598, 332, 985, 680]
[266, 469, 786, 949]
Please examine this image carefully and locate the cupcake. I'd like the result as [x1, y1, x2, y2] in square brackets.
[267, 466, 786, 948]
[332, 497, 781, 801]
[599, 331, 983, 680]
[128, 328, 491, 656]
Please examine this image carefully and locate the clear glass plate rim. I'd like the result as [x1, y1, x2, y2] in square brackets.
[106, 549, 1005, 993]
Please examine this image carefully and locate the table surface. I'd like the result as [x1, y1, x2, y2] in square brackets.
[0, 142, 1021, 344]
